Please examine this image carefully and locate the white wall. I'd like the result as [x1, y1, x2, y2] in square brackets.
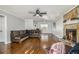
[53, 17, 64, 38]
[0, 10, 25, 44]
[25, 19, 35, 29]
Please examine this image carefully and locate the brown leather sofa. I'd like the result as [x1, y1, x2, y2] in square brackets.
[28, 29, 41, 38]
[11, 30, 29, 43]
[10, 29, 41, 43]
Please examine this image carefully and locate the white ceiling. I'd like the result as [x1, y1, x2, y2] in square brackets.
[0, 5, 76, 20]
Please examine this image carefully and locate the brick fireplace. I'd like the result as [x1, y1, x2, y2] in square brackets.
[64, 23, 79, 43]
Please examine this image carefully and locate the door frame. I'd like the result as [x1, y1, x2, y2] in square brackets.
[0, 14, 7, 44]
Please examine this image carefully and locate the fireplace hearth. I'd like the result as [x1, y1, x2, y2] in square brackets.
[66, 29, 77, 43]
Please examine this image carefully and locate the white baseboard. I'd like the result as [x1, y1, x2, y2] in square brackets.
[4, 41, 11, 44]
[0, 40, 4, 43]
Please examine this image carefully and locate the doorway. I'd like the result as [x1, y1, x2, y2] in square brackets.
[40, 24, 48, 33]
[0, 15, 7, 44]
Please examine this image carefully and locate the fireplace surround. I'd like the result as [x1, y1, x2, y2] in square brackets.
[66, 29, 77, 43]
[64, 23, 79, 44]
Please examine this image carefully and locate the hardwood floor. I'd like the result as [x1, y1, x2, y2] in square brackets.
[5, 37, 53, 54]
[0, 42, 5, 54]
[0, 34, 72, 54]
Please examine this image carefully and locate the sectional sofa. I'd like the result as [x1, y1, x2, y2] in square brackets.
[10, 29, 41, 43]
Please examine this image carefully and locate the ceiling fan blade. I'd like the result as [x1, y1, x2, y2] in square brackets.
[40, 12, 47, 14]
[39, 14, 42, 17]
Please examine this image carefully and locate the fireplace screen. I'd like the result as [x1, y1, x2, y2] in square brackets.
[66, 29, 77, 42]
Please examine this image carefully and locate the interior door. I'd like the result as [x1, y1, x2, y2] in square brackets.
[0, 16, 3, 42]
[0, 15, 5, 42]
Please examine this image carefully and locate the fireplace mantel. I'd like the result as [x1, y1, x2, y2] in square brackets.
[64, 19, 79, 25]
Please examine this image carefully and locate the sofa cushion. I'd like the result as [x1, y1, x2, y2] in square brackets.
[13, 31, 20, 37]
[15, 36, 21, 39]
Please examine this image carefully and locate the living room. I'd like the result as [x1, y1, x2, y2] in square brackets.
[0, 5, 79, 54]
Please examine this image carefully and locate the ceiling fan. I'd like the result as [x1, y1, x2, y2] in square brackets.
[29, 8, 47, 17]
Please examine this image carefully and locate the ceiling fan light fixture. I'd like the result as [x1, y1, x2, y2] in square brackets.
[36, 14, 40, 16]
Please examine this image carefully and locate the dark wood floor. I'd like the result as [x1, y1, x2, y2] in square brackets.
[0, 42, 5, 54]
[0, 34, 72, 54]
